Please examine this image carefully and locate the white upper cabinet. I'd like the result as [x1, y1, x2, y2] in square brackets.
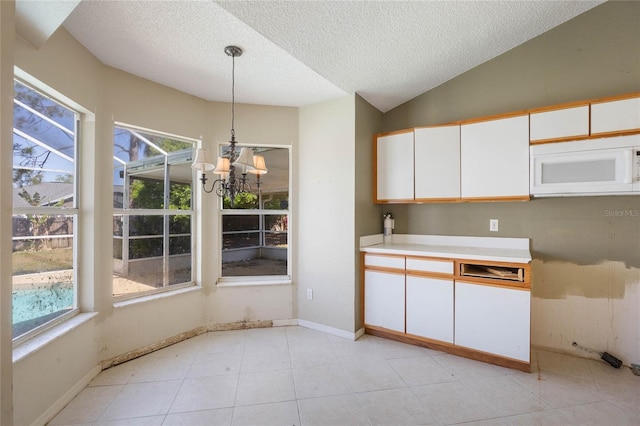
[461, 115, 530, 200]
[414, 125, 461, 200]
[591, 95, 640, 136]
[375, 131, 414, 202]
[530, 104, 589, 143]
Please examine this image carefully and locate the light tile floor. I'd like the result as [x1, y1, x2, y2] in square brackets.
[49, 326, 640, 425]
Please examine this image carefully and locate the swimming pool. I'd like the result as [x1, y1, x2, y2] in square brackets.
[12, 283, 73, 325]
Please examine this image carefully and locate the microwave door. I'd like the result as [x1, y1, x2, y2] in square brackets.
[532, 148, 633, 195]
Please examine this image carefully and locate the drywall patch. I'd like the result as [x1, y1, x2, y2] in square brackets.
[100, 325, 207, 369]
[532, 259, 640, 300]
[207, 319, 273, 331]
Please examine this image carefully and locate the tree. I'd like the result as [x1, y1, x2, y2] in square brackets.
[223, 191, 258, 209]
[13, 81, 74, 188]
[17, 190, 62, 251]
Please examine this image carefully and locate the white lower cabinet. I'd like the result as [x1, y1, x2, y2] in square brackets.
[454, 281, 530, 362]
[406, 275, 453, 343]
[364, 270, 405, 332]
[363, 250, 531, 370]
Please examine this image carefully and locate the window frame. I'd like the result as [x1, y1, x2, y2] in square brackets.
[11, 77, 80, 344]
[112, 123, 198, 301]
[217, 144, 292, 286]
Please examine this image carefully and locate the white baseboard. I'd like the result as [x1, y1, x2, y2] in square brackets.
[34, 364, 102, 426]
[297, 319, 362, 341]
[273, 318, 299, 327]
[274, 318, 364, 341]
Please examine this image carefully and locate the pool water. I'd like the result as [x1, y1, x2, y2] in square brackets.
[12, 283, 73, 324]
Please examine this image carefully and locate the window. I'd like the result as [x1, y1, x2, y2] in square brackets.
[12, 80, 78, 340]
[113, 125, 196, 299]
[220, 146, 290, 281]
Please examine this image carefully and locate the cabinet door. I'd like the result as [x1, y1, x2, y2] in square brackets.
[406, 275, 453, 343]
[414, 125, 460, 200]
[591, 96, 640, 136]
[454, 281, 530, 362]
[375, 131, 414, 202]
[530, 105, 589, 143]
[461, 115, 529, 199]
[364, 270, 405, 332]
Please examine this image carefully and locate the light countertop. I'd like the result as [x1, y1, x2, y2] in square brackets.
[360, 234, 531, 263]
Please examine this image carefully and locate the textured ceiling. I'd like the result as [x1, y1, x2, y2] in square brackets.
[17, 0, 605, 113]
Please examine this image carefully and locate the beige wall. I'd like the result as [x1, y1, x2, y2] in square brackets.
[0, 2, 15, 424]
[11, 24, 303, 425]
[298, 95, 357, 332]
[382, 1, 640, 364]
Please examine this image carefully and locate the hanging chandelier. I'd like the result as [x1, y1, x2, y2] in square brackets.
[192, 45, 267, 202]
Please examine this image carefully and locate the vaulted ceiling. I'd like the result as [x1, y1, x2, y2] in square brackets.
[16, 1, 604, 113]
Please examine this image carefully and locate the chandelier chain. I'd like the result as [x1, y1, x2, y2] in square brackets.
[231, 51, 235, 139]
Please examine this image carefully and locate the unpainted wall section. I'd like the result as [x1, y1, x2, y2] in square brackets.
[383, 1, 640, 364]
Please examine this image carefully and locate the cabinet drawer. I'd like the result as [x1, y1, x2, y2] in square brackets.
[364, 254, 405, 270]
[406, 257, 453, 275]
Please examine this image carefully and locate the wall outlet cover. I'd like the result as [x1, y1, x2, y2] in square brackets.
[490, 219, 499, 232]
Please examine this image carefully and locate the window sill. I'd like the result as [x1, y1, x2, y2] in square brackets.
[217, 276, 292, 287]
[13, 312, 98, 363]
[114, 285, 202, 308]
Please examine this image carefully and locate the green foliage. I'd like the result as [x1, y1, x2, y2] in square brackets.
[150, 137, 192, 154]
[55, 174, 74, 183]
[223, 191, 258, 209]
[129, 178, 163, 209]
[13, 82, 73, 188]
[17, 190, 63, 251]
[127, 177, 192, 258]
[129, 178, 191, 210]
[169, 183, 191, 210]
[264, 193, 288, 210]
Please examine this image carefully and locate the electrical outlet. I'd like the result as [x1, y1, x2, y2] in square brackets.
[307, 288, 313, 300]
[489, 219, 499, 232]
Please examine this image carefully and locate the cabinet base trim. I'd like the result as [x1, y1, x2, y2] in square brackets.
[365, 326, 530, 373]
[461, 195, 531, 202]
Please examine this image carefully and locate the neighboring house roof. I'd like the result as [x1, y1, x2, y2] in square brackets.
[13, 182, 74, 208]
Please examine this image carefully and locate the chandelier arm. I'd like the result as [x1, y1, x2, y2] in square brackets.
[215, 180, 228, 198]
[201, 173, 227, 194]
[239, 172, 252, 193]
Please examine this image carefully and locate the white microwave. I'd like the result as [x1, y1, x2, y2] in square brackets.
[530, 135, 640, 196]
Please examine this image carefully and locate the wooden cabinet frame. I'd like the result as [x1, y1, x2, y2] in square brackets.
[361, 252, 532, 372]
[373, 91, 639, 204]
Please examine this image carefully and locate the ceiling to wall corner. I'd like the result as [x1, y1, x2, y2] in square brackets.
[15, 0, 605, 112]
